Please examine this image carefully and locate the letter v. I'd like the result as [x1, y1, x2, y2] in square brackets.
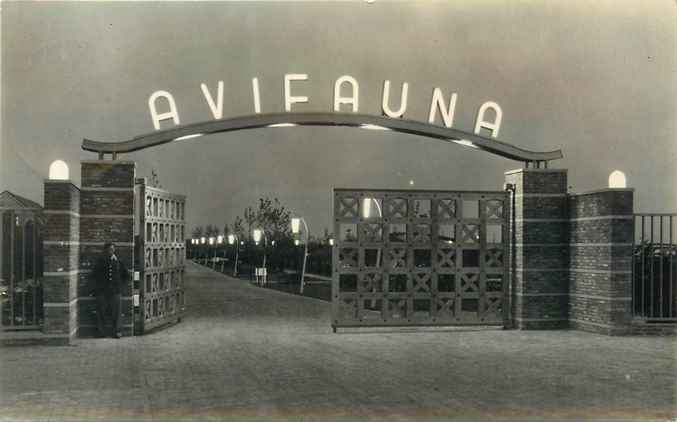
[200, 81, 224, 119]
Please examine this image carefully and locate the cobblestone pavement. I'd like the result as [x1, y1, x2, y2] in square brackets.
[1, 262, 676, 422]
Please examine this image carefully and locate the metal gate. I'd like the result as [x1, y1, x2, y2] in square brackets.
[633, 214, 677, 321]
[332, 189, 509, 329]
[0, 192, 44, 331]
[136, 181, 186, 333]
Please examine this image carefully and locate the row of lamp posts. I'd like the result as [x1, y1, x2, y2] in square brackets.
[189, 235, 241, 276]
[188, 215, 315, 294]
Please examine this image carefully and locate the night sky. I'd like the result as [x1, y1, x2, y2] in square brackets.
[2, 1, 676, 235]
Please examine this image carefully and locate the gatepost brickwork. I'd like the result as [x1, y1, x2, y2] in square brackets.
[504, 169, 637, 334]
[78, 161, 136, 337]
[568, 189, 634, 335]
[42, 180, 81, 344]
[505, 169, 570, 329]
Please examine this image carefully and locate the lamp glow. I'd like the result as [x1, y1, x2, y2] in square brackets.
[609, 170, 627, 188]
[360, 124, 390, 131]
[201, 237, 206, 244]
[294, 239, 300, 246]
[329, 238, 335, 246]
[291, 218, 301, 234]
[363, 198, 371, 218]
[208, 237, 215, 245]
[268, 123, 297, 128]
[253, 229, 263, 243]
[48, 160, 69, 180]
[174, 133, 204, 142]
[452, 139, 479, 149]
[217, 235, 223, 244]
[228, 234, 236, 245]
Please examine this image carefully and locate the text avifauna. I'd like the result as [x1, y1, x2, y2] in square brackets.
[148, 74, 503, 137]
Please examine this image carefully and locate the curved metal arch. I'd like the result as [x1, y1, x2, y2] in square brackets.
[82, 112, 563, 164]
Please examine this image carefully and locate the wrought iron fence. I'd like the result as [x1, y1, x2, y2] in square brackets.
[633, 214, 677, 321]
[0, 203, 44, 331]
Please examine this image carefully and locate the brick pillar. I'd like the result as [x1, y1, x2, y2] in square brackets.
[78, 160, 136, 337]
[42, 180, 80, 344]
[505, 169, 569, 329]
[568, 189, 634, 335]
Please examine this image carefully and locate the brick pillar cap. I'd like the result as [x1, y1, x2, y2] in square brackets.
[569, 188, 634, 197]
[44, 179, 80, 189]
[81, 160, 136, 165]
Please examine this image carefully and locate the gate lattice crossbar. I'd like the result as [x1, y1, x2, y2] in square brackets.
[332, 189, 510, 329]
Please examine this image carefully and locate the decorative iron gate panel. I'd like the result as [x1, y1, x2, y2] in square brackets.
[633, 214, 677, 321]
[332, 189, 509, 329]
[0, 193, 44, 332]
[137, 182, 186, 333]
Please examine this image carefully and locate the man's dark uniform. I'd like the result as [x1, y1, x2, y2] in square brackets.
[91, 252, 129, 337]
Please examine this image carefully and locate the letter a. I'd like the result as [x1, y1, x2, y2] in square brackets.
[334, 75, 359, 112]
[474, 101, 503, 138]
[382, 80, 408, 118]
[148, 91, 180, 130]
[428, 88, 457, 128]
[200, 81, 224, 119]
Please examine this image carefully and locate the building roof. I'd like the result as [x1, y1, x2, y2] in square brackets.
[0, 191, 42, 210]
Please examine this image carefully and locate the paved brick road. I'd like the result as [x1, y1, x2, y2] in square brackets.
[1, 262, 675, 422]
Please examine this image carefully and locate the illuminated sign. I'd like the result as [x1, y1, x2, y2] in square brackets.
[148, 74, 502, 138]
[83, 74, 563, 165]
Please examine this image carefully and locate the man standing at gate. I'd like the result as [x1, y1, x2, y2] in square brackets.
[92, 242, 129, 338]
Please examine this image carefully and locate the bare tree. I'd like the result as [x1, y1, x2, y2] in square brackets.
[204, 224, 220, 238]
[232, 215, 245, 238]
[255, 197, 292, 240]
[191, 226, 204, 239]
[244, 206, 257, 240]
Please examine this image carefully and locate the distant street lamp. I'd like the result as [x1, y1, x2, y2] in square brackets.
[208, 237, 216, 268]
[227, 234, 240, 277]
[291, 216, 310, 294]
[193, 238, 200, 259]
[200, 237, 207, 264]
[216, 235, 224, 270]
[252, 228, 268, 286]
[328, 238, 335, 246]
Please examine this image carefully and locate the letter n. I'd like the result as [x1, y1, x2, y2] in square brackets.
[428, 88, 457, 128]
